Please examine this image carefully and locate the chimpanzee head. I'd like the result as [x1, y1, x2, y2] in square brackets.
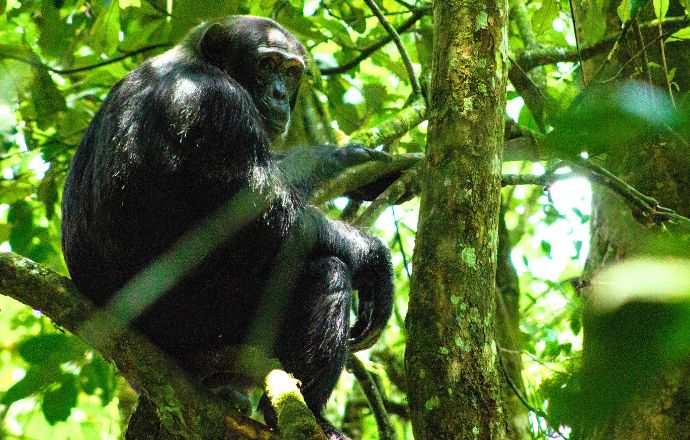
[192, 16, 308, 139]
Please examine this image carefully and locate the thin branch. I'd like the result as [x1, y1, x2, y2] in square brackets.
[347, 355, 396, 440]
[569, 158, 690, 231]
[348, 98, 427, 147]
[501, 171, 578, 186]
[632, 19, 652, 84]
[598, 29, 672, 83]
[568, 0, 587, 85]
[354, 168, 418, 227]
[501, 365, 567, 439]
[313, 153, 421, 205]
[512, 15, 689, 72]
[1, 43, 172, 75]
[320, 9, 427, 76]
[656, 10, 675, 106]
[363, 0, 422, 96]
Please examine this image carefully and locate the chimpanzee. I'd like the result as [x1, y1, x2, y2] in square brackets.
[61, 15, 393, 439]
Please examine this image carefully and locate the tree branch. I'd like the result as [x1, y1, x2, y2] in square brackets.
[319, 9, 428, 76]
[348, 98, 427, 147]
[511, 16, 689, 72]
[363, 0, 422, 96]
[0, 44, 172, 75]
[347, 355, 396, 440]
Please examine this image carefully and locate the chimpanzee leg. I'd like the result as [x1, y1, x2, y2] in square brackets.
[273, 255, 352, 439]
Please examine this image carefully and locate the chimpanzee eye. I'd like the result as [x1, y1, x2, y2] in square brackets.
[285, 65, 303, 82]
[258, 56, 277, 73]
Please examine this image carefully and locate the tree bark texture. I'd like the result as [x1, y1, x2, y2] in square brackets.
[405, 0, 509, 437]
[572, 0, 690, 437]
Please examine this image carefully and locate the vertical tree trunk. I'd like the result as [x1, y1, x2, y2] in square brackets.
[571, 0, 690, 438]
[404, 0, 509, 437]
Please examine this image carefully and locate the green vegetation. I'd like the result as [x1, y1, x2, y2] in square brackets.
[0, 0, 689, 439]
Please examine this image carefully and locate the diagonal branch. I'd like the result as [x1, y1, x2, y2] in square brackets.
[319, 9, 428, 76]
[512, 16, 689, 72]
[347, 355, 396, 440]
[363, 0, 422, 96]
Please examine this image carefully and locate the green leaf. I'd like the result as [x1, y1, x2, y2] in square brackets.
[88, 0, 121, 55]
[668, 26, 690, 41]
[8, 201, 35, 255]
[18, 334, 87, 366]
[540, 240, 553, 256]
[38, 1, 75, 59]
[544, 82, 678, 157]
[38, 165, 59, 220]
[42, 374, 79, 424]
[1, 367, 60, 406]
[583, 0, 607, 40]
[80, 356, 117, 406]
[617, 0, 631, 23]
[652, 0, 669, 19]
[31, 69, 67, 128]
[532, 0, 560, 34]
[629, 0, 651, 19]
[362, 84, 387, 114]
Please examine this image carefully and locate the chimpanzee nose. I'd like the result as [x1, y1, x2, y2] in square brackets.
[273, 83, 287, 100]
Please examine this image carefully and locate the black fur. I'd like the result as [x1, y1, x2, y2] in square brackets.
[61, 15, 393, 439]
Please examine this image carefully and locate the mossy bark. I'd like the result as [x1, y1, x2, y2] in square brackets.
[404, 0, 509, 438]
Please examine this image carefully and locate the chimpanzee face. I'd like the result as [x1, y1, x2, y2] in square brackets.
[198, 16, 308, 139]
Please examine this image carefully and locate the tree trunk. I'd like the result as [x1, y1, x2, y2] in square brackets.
[572, 0, 690, 437]
[404, 0, 509, 437]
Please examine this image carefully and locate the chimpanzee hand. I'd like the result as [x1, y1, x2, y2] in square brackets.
[333, 143, 391, 169]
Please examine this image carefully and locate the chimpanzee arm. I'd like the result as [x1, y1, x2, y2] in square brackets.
[300, 207, 394, 352]
[274, 145, 390, 201]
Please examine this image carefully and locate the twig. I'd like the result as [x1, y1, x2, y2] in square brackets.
[1, 43, 172, 75]
[590, 18, 636, 83]
[320, 9, 427, 76]
[501, 171, 578, 186]
[391, 206, 411, 282]
[568, 0, 587, 85]
[656, 10, 675, 106]
[347, 355, 396, 440]
[598, 29, 672, 83]
[632, 19, 652, 83]
[354, 168, 418, 227]
[512, 15, 689, 72]
[363, 0, 422, 96]
[569, 158, 690, 232]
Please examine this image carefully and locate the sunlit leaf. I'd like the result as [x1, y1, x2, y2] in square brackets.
[18, 333, 88, 366]
[532, 0, 560, 34]
[31, 69, 67, 128]
[590, 258, 690, 313]
[88, 0, 122, 56]
[42, 374, 79, 424]
[653, 0, 669, 19]
[80, 355, 118, 405]
[1, 366, 60, 406]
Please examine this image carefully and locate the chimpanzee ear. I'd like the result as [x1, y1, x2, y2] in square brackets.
[198, 23, 228, 66]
